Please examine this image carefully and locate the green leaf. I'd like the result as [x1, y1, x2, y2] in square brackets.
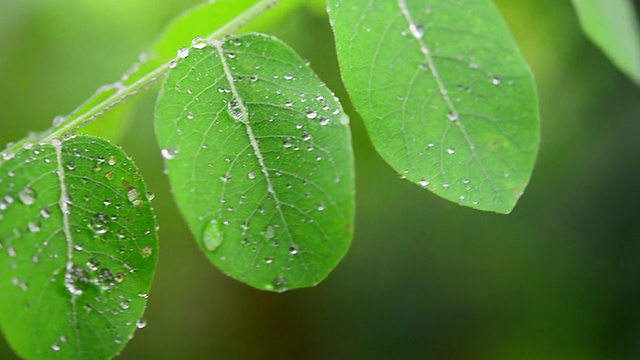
[0, 135, 158, 359]
[328, 0, 539, 214]
[571, 0, 640, 84]
[155, 33, 355, 291]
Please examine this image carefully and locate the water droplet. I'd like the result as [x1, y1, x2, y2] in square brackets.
[306, 110, 318, 119]
[248, 171, 256, 180]
[28, 220, 41, 233]
[177, 47, 190, 58]
[319, 117, 331, 126]
[191, 36, 207, 49]
[420, 178, 430, 187]
[51, 343, 60, 352]
[492, 76, 501, 85]
[168, 60, 177, 69]
[136, 318, 147, 329]
[87, 258, 100, 271]
[227, 52, 236, 59]
[265, 257, 273, 264]
[19, 186, 36, 205]
[264, 225, 276, 239]
[203, 220, 223, 252]
[7, 247, 16, 257]
[409, 23, 425, 39]
[289, 245, 298, 255]
[66, 162, 76, 171]
[317, 203, 325, 211]
[273, 276, 287, 292]
[141, 246, 153, 257]
[120, 300, 130, 310]
[161, 148, 179, 160]
[127, 188, 140, 203]
[108, 155, 116, 166]
[40, 207, 51, 218]
[447, 148, 456, 154]
[447, 111, 458, 121]
[227, 98, 244, 121]
[90, 213, 109, 235]
[283, 138, 292, 148]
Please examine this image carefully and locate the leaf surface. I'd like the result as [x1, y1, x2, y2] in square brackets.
[155, 33, 354, 291]
[328, 0, 539, 213]
[0, 135, 158, 359]
[571, 0, 640, 84]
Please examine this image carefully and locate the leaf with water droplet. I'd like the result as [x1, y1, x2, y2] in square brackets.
[570, 0, 640, 84]
[0, 135, 158, 359]
[328, 0, 540, 213]
[155, 33, 355, 291]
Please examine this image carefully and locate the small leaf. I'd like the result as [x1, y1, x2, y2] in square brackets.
[0, 135, 158, 359]
[328, 0, 540, 213]
[155, 33, 355, 291]
[571, 0, 640, 84]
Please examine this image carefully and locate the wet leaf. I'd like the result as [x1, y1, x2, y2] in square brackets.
[571, 0, 640, 84]
[328, 0, 540, 213]
[0, 135, 158, 359]
[155, 33, 355, 291]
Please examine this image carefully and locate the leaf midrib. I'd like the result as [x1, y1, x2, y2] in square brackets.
[211, 40, 314, 281]
[396, 0, 499, 194]
[52, 139, 82, 354]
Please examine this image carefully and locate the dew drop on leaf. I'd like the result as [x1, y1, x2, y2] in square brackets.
[227, 98, 244, 121]
[202, 220, 223, 252]
[191, 36, 207, 49]
[18, 186, 36, 205]
[161, 148, 179, 160]
[177, 47, 190, 59]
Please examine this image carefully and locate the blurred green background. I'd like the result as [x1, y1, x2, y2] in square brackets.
[1, 0, 640, 359]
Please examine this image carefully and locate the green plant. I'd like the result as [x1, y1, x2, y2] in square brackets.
[1, 0, 638, 359]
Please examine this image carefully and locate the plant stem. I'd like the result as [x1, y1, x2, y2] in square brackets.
[1, 0, 280, 161]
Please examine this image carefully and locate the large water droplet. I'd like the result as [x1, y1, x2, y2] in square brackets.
[264, 225, 276, 239]
[409, 23, 425, 39]
[306, 110, 318, 119]
[227, 98, 244, 121]
[19, 186, 36, 205]
[136, 318, 147, 329]
[177, 47, 190, 59]
[191, 36, 207, 49]
[202, 220, 223, 252]
[161, 148, 179, 160]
